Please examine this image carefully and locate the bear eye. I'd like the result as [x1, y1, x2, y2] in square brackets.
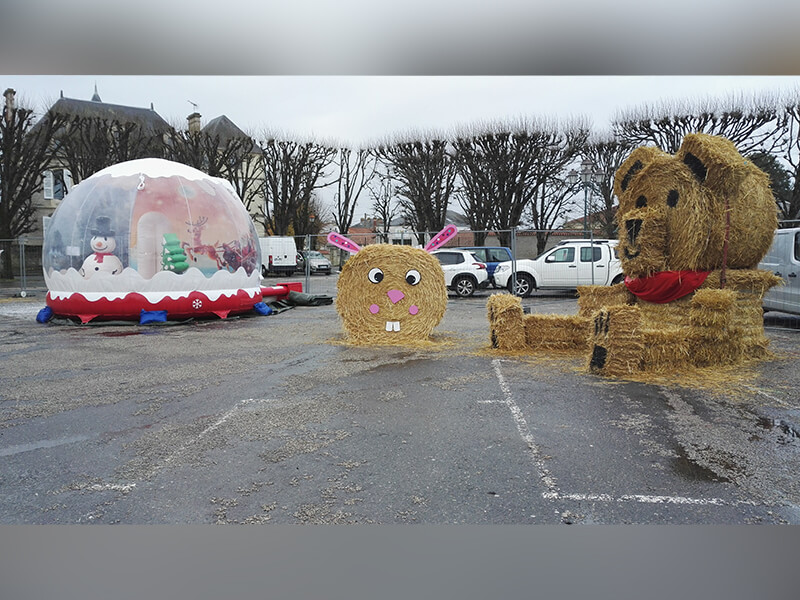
[405, 269, 421, 285]
[367, 267, 384, 284]
[667, 190, 679, 207]
[635, 195, 647, 208]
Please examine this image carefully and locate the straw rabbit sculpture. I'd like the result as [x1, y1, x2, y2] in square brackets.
[329, 226, 458, 344]
[488, 133, 780, 376]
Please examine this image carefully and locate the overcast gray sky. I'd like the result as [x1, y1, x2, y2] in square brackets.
[5, 75, 799, 146]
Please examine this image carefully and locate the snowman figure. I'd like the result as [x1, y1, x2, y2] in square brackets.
[80, 216, 124, 278]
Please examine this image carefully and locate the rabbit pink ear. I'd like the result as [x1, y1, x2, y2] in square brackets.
[327, 232, 361, 254]
[424, 225, 458, 252]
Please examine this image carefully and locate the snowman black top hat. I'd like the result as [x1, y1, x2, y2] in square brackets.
[90, 216, 115, 237]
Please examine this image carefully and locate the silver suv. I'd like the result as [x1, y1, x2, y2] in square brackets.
[430, 249, 489, 297]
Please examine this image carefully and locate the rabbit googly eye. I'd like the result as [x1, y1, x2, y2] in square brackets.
[368, 267, 384, 284]
[405, 269, 421, 285]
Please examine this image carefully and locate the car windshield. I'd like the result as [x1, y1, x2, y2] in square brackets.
[306, 251, 324, 259]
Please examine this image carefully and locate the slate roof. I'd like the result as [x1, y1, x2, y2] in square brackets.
[202, 115, 249, 141]
[202, 114, 261, 153]
[45, 96, 172, 135]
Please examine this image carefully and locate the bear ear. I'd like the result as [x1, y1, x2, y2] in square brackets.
[614, 146, 665, 198]
[675, 133, 743, 188]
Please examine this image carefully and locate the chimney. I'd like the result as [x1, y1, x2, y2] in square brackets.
[3, 88, 15, 123]
[187, 112, 202, 133]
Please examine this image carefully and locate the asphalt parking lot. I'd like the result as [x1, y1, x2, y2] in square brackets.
[2, 274, 800, 524]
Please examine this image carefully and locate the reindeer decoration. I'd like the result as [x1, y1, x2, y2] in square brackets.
[221, 239, 258, 275]
[182, 216, 224, 269]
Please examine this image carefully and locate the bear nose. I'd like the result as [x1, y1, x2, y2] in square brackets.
[387, 289, 405, 304]
[626, 219, 642, 246]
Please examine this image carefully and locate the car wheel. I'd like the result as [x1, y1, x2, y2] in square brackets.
[261, 265, 268, 278]
[611, 274, 625, 285]
[453, 275, 477, 297]
[508, 272, 535, 297]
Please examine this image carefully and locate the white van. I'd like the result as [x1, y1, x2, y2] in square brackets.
[259, 236, 298, 277]
[758, 227, 800, 315]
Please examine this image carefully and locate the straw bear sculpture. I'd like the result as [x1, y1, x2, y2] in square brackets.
[487, 133, 781, 376]
[329, 226, 458, 344]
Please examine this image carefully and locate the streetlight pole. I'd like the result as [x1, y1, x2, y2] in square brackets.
[580, 158, 594, 239]
[568, 160, 600, 239]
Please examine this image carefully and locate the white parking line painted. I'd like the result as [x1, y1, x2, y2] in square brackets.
[491, 359, 774, 510]
[70, 482, 138, 494]
[491, 359, 558, 492]
[741, 384, 791, 407]
[162, 398, 277, 469]
[0, 434, 91, 457]
[543, 491, 760, 507]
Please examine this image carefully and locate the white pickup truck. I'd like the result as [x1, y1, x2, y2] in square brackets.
[493, 239, 624, 297]
[758, 226, 800, 315]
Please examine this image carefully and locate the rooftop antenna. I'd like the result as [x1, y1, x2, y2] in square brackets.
[188, 100, 198, 112]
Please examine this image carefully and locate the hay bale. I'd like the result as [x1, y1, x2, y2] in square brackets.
[336, 244, 447, 344]
[487, 293, 526, 350]
[702, 269, 781, 295]
[641, 328, 691, 371]
[577, 283, 635, 317]
[524, 313, 589, 351]
[690, 288, 735, 328]
[587, 305, 643, 376]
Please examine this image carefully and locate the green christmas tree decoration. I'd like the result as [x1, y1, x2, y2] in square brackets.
[161, 233, 190, 273]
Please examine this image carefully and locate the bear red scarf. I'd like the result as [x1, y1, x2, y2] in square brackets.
[624, 270, 711, 303]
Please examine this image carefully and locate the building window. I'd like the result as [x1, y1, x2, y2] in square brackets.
[43, 168, 72, 201]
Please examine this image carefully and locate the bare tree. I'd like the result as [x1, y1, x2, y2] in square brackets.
[458, 118, 588, 248]
[1, 90, 66, 278]
[376, 135, 457, 243]
[52, 115, 166, 183]
[581, 136, 635, 239]
[613, 92, 781, 155]
[331, 146, 378, 236]
[369, 165, 399, 243]
[453, 126, 504, 246]
[163, 127, 253, 180]
[224, 137, 266, 220]
[293, 192, 329, 249]
[259, 135, 336, 236]
[526, 122, 590, 253]
[776, 91, 800, 222]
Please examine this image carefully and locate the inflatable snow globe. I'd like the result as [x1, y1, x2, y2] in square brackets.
[42, 158, 265, 323]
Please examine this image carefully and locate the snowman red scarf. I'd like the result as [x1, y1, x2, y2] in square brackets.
[94, 252, 114, 263]
[624, 270, 711, 303]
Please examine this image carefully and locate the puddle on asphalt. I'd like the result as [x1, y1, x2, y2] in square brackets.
[671, 446, 731, 483]
[100, 329, 161, 337]
[756, 417, 800, 445]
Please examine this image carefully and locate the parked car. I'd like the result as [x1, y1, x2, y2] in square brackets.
[456, 246, 513, 286]
[759, 227, 800, 315]
[259, 236, 297, 277]
[493, 239, 623, 297]
[430, 249, 489, 297]
[297, 250, 332, 275]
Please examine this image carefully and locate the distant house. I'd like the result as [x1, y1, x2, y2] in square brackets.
[29, 86, 172, 241]
[29, 87, 264, 240]
[559, 205, 618, 239]
[188, 112, 267, 235]
[347, 210, 474, 247]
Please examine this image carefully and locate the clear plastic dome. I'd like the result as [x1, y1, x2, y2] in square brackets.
[42, 158, 262, 321]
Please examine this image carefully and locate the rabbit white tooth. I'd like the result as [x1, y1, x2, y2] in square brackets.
[385, 321, 400, 332]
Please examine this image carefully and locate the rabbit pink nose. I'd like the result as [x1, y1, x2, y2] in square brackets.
[387, 289, 405, 304]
